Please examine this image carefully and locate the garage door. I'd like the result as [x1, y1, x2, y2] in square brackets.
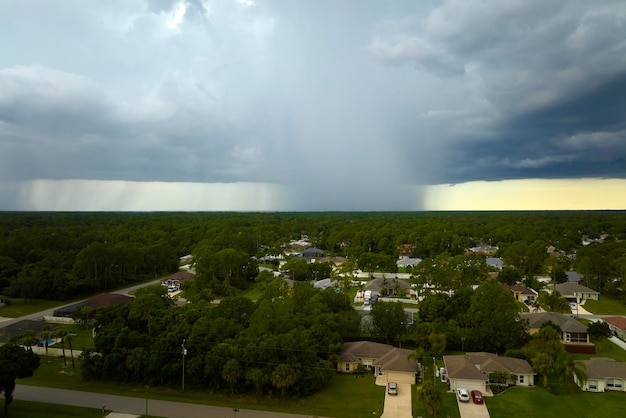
[386, 371, 416, 384]
[451, 378, 485, 393]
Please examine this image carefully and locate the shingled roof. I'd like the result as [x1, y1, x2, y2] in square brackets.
[580, 357, 626, 380]
[604, 316, 626, 331]
[339, 341, 419, 373]
[444, 352, 534, 380]
[522, 312, 587, 333]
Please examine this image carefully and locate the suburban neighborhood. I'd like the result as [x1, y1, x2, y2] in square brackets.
[1, 212, 626, 418]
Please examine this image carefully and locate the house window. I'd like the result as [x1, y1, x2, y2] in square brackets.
[345, 363, 350, 372]
[588, 380, 598, 391]
[568, 332, 588, 343]
[519, 375, 524, 384]
[607, 379, 623, 389]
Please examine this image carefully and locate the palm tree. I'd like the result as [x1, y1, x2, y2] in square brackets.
[56, 329, 68, 366]
[65, 332, 76, 368]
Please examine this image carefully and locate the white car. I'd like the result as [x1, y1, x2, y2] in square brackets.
[457, 388, 470, 402]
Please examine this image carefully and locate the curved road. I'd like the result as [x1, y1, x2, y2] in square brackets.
[15, 385, 328, 418]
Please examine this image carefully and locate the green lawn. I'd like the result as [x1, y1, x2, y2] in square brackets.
[412, 382, 460, 418]
[239, 284, 264, 300]
[0, 400, 106, 418]
[0, 298, 68, 318]
[487, 385, 626, 418]
[49, 323, 95, 352]
[583, 296, 626, 315]
[571, 338, 626, 362]
[20, 357, 385, 418]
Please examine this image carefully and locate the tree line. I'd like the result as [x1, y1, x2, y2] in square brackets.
[1, 211, 626, 301]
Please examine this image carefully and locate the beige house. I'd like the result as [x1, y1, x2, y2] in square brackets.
[337, 341, 420, 384]
[363, 277, 413, 298]
[523, 312, 594, 353]
[503, 284, 538, 304]
[552, 282, 599, 302]
[443, 352, 535, 393]
[576, 358, 626, 392]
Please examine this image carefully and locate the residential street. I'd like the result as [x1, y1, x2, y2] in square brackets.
[14, 385, 330, 418]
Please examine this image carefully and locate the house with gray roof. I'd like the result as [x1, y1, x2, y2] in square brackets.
[396, 256, 422, 269]
[363, 277, 412, 298]
[337, 341, 420, 384]
[575, 357, 626, 392]
[552, 282, 599, 302]
[522, 312, 594, 353]
[486, 257, 504, 270]
[443, 352, 535, 393]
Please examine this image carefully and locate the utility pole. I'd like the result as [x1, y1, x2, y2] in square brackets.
[182, 339, 187, 391]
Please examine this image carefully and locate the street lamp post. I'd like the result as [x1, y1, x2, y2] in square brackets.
[145, 385, 149, 418]
[182, 339, 187, 391]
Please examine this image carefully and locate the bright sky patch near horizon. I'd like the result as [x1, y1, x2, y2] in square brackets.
[1, 1, 625, 211]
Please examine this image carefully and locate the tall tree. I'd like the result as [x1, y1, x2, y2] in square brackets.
[0, 344, 40, 417]
[370, 302, 408, 344]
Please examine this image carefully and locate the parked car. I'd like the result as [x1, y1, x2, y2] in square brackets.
[471, 390, 483, 404]
[457, 388, 470, 402]
[387, 382, 398, 395]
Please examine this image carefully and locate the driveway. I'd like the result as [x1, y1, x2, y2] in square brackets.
[456, 397, 490, 418]
[379, 382, 412, 418]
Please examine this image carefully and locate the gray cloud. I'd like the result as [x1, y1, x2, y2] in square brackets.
[0, 0, 625, 210]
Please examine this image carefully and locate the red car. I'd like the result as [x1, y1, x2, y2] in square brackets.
[471, 390, 483, 404]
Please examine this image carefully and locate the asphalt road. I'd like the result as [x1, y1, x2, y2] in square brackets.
[15, 385, 330, 418]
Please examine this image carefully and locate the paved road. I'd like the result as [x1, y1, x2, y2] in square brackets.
[15, 385, 330, 418]
[0, 279, 163, 329]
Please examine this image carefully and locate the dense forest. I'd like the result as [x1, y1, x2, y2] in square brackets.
[1, 211, 626, 301]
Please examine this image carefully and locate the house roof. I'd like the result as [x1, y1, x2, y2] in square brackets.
[486, 257, 504, 268]
[553, 282, 598, 296]
[363, 277, 412, 291]
[375, 347, 420, 373]
[302, 247, 324, 258]
[603, 316, 626, 331]
[522, 312, 587, 332]
[580, 357, 626, 380]
[339, 341, 393, 362]
[163, 271, 195, 281]
[339, 341, 419, 373]
[565, 271, 583, 282]
[444, 353, 534, 381]
[396, 257, 422, 268]
[503, 284, 538, 296]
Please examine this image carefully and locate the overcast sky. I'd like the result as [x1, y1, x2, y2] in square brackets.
[1, 0, 625, 211]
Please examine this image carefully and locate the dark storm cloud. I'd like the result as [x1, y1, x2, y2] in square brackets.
[1, 1, 626, 211]
[441, 72, 626, 183]
[369, 0, 626, 185]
